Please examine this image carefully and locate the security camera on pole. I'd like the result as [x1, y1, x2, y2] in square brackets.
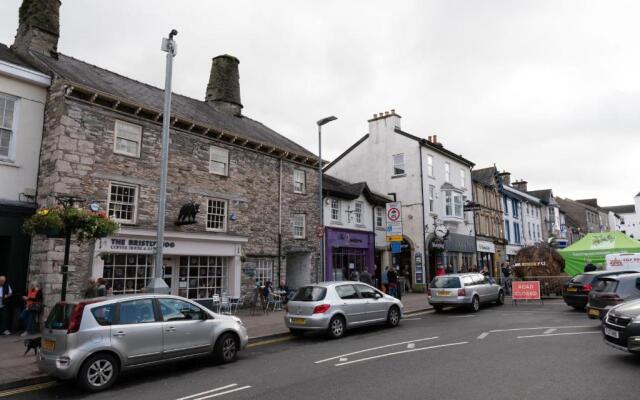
[147, 30, 178, 294]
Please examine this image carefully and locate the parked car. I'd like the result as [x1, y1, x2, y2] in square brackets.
[563, 271, 636, 310]
[428, 273, 504, 312]
[586, 273, 640, 320]
[602, 298, 640, 355]
[38, 294, 248, 392]
[284, 282, 403, 339]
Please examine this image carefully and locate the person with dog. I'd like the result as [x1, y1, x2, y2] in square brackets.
[19, 281, 42, 337]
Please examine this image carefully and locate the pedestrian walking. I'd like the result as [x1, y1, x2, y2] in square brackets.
[19, 281, 42, 336]
[387, 267, 398, 298]
[359, 269, 373, 286]
[381, 266, 389, 293]
[501, 262, 512, 295]
[403, 267, 412, 292]
[83, 277, 98, 298]
[0, 275, 13, 335]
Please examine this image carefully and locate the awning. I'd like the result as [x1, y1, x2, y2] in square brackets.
[445, 233, 476, 253]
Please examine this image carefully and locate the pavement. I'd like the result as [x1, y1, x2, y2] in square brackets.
[0, 292, 430, 391]
[6, 299, 640, 400]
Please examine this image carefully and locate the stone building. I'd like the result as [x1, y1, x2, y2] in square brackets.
[9, 0, 320, 309]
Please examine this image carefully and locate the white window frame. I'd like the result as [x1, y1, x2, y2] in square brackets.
[209, 145, 229, 176]
[113, 120, 142, 158]
[293, 214, 306, 239]
[354, 201, 363, 224]
[427, 154, 434, 177]
[375, 207, 384, 228]
[392, 153, 405, 176]
[429, 185, 435, 213]
[293, 169, 306, 194]
[460, 169, 466, 188]
[445, 190, 463, 218]
[330, 198, 340, 222]
[206, 198, 228, 232]
[107, 182, 138, 224]
[0, 93, 19, 162]
[444, 162, 450, 182]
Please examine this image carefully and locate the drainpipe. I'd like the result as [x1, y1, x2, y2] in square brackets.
[278, 158, 283, 284]
[419, 141, 428, 289]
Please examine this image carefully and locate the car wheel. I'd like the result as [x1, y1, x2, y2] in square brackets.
[496, 290, 505, 305]
[214, 333, 239, 364]
[327, 315, 346, 339]
[433, 305, 444, 313]
[470, 296, 480, 312]
[77, 353, 119, 392]
[387, 306, 400, 327]
[289, 329, 305, 337]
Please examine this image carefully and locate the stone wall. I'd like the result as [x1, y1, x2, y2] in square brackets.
[29, 80, 320, 308]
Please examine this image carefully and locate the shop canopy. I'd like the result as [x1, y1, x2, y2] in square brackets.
[558, 232, 640, 276]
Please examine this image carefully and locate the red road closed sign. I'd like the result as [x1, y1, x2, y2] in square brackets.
[512, 281, 541, 300]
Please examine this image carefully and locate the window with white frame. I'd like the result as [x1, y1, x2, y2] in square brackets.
[444, 162, 450, 182]
[293, 214, 306, 238]
[429, 185, 435, 212]
[354, 201, 363, 224]
[206, 199, 227, 231]
[247, 257, 274, 286]
[392, 153, 405, 175]
[209, 145, 229, 176]
[113, 120, 142, 158]
[108, 183, 138, 223]
[444, 190, 463, 218]
[0, 94, 17, 161]
[330, 199, 340, 221]
[293, 169, 306, 193]
[375, 207, 384, 228]
[460, 169, 466, 188]
[427, 154, 434, 177]
[454, 193, 463, 217]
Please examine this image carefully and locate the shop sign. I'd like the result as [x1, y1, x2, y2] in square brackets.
[512, 281, 541, 300]
[390, 241, 402, 254]
[476, 240, 495, 253]
[506, 245, 521, 256]
[429, 238, 446, 252]
[385, 202, 403, 238]
[386, 235, 403, 242]
[513, 261, 546, 267]
[106, 238, 176, 253]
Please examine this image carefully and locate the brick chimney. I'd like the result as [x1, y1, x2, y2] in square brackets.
[512, 180, 528, 192]
[12, 0, 61, 58]
[206, 55, 243, 116]
[498, 171, 511, 186]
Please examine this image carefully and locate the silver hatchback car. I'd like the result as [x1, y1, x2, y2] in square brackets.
[428, 273, 505, 312]
[38, 294, 248, 392]
[284, 281, 403, 339]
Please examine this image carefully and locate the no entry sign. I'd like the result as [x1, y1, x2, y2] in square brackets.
[512, 281, 541, 300]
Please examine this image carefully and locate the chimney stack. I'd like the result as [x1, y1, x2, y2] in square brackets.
[498, 171, 511, 186]
[12, 0, 61, 58]
[432, 134, 438, 143]
[512, 180, 528, 192]
[206, 55, 243, 116]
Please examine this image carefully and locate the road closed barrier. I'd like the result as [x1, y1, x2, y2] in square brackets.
[512, 281, 541, 300]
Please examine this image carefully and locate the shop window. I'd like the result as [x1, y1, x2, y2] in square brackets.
[0, 93, 17, 161]
[178, 256, 228, 299]
[293, 214, 305, 239]
[108, 182, 138, 224]
[354, 201, 363, 224]
[248, 257, 274, 286]
[207, 199, 227, 231]
[209, 145, 229, 176]
[293, 169, 306, 194]
[331, 199, 340, 222]
[113, 120, 142, 158]
[102, 253, 152, 295]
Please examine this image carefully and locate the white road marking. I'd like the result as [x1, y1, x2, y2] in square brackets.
[543, 328, 557, 334]
[339, 357, 348, 362]
[477, 332, 490, 340]
[314, 336, 439, 364]
[334, 342, 469, 366]
[193, 386, 252, 400]
[177, 384, 238, 400]
[517, 332, 600, 339]
[407, 343, 415, 349]
[403, 317, 422, 321]
[405, 310, 435, 317]
[489, 325, 594, 333]
[447, 315, 476, 319]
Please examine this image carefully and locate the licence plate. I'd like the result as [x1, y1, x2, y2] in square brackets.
[588, 308, 600, 317]
[566, 287, 577, 292]
[604, 327, 620, 339]
[291, 318, 306, 325]
[42, 339, 55, 352]
[437, 291, 452, 296]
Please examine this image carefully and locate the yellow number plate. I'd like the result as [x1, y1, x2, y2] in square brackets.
[566, 288, 577, 292]
[437, 291, 452, 296]
[588, 308, 600, 317]
[291, 318, 306, 325]
[42, 339, 55, 352]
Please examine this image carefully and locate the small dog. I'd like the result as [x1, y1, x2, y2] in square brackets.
[23, 337, 41, 356]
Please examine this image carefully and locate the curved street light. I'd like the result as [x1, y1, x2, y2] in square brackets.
[317, 115, 337, 283]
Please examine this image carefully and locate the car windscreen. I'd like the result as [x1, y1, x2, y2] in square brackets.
[292, 286, 327, 302]
[45, 303, 76, 330]
[594, 279, 618, 293]
[570, 274, 591, 284]
[430, 277, 461, 288]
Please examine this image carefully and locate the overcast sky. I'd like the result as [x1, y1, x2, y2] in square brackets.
[1, 0, 638, 206]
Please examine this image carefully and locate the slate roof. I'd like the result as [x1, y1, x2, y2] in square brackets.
[471, 167, 498, 186]
[528, 189, 552, 202]
[0, 43, 36, 69]
[28, 51, 316, 158]
[603, 205, 636, 214]
[323, 174, 390, 205]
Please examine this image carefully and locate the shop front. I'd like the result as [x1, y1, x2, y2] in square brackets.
[93, 228, 247, 299]
[506, 244, 522, 263]
[476, 239, 496, 273]
[325, 228, 374, 281]
[444, 233, 476, 273]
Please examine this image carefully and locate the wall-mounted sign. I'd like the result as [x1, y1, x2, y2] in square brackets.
[476, 240, 496, 253]
[175, 201, 200, 226]
[429, 237, 446, 252]
[107, 238, 176, 252]
[386, 202, 403, 239]
[390, 241, 402, 254]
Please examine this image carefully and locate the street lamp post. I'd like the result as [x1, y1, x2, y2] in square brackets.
[147, 30, 178, 294]
[317, 116, 337, 283]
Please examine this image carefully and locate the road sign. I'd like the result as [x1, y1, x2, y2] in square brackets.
[315, 225, 324, 238]
[512, 281, 541, 300]
[386, 235, 403, 242]
[390, 241, 402, 254]
[385, 201, 402, 239]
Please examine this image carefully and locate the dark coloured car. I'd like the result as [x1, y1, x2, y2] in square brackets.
[586, 273, 640, 320]
[563, 271, 636, 310]
[602, 298, 640, 355]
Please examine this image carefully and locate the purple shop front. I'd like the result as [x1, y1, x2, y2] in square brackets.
[325, 228, 375, 281]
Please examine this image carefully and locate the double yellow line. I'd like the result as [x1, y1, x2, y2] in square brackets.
[0, 381, 59, 398]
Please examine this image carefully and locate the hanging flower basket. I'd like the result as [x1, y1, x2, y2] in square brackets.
[23, 207, 119, 242]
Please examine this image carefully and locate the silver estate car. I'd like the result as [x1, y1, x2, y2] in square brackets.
[284, 281, 403, 339]
[38, 294, 248, 392]
[428, 273, 505, 312]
